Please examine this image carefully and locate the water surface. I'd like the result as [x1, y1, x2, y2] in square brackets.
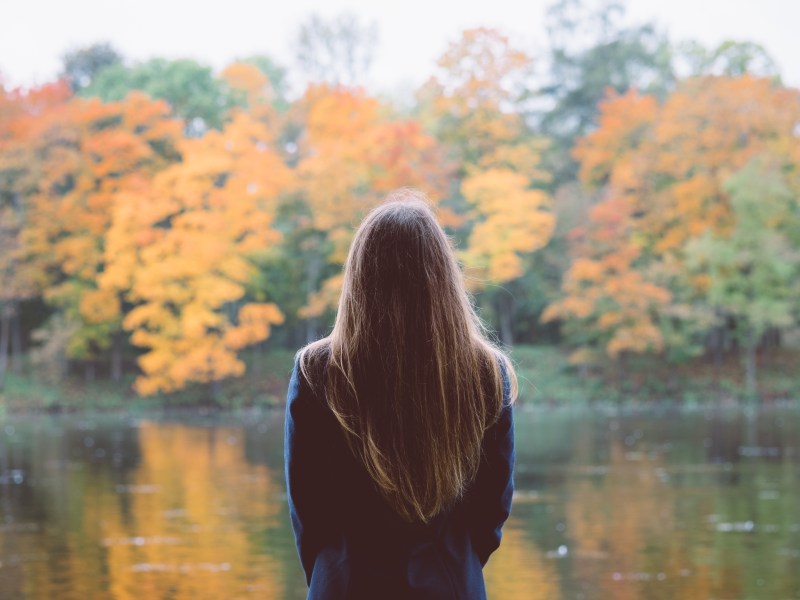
[0, 407, 798, 599]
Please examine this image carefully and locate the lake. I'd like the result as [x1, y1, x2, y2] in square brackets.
[0, 406, 798, 599]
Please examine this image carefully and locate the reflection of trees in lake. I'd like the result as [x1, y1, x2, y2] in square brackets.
[2, 412, 798, 599]
[0, 417, 142, 598]
[484, 518, 562, 599]
[559, 412, 800, 600]
[565, 436, 685, 600]
[98, 422, 286, 599]
[1, 419, 294, 599]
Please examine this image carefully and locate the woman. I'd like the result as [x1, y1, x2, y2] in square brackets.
[284, 189, 518, 599]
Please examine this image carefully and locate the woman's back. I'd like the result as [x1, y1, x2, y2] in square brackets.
[283, 192, 517, 599]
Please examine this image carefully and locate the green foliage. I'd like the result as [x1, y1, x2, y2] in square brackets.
[687, 159, 798, 336]
[685, 157, 800, 397]
[83, 58, 237, 133]
[511, 345, 600, 404]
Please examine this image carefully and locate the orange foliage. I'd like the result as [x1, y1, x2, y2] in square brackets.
[547, 75, 800, 360]
[542, 194, 672, 361]
[0, 81, 73, 304]
[7, 89, 181, 359]
[573, 89, 658, 190]
[293, 84, 451, 316]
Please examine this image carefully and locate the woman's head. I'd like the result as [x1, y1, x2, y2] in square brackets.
[336, 189, 482, 358]
[299, 188, 518, 523]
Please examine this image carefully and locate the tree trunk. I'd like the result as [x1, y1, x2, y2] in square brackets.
[305, 317, 319, 344]
[111, 331, 122, 383]
[741, 329, 758, 402]
[84, 360, 95, 384]
[211, 379, 223, 404]
[711, 323, 723, 393]
[667, 369, 679, 398]
[496, 293, 514, 347]
[10, 309, 22, 374]
[760, 327, 780, 367]
[0, 305, 10, 391]
[251, 339, 262, 372]
[617, 352, 628, 398]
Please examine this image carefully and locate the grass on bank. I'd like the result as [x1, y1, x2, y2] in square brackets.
[0, 345, 797, 413]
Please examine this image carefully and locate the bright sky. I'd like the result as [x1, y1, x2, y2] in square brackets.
[1, 0, 798, 95]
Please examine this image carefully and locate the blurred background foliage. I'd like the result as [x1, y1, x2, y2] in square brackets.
[1, 0, 798, 407]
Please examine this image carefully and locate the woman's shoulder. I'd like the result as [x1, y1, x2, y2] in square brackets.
[294, 338, 332, 399]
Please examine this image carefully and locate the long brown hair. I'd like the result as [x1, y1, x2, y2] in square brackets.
[297, 189, 518, 523]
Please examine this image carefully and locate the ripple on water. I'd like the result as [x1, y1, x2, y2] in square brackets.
[102, 536, 181, 547]
[131, 562, 231, 573]
[738, 446, 781, 457]
[0, 522, 39, 533]
[611, 571, 669, 582]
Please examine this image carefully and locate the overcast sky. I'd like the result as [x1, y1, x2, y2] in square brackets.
[1, 0, 798, 95]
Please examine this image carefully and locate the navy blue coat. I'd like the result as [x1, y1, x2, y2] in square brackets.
[284, 352, 515, 599]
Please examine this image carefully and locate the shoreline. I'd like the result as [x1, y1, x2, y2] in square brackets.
[1, 345, 798, 415]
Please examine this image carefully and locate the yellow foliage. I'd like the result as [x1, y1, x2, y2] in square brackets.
[570, 258, 605, 282]
[113, 109, 290, 394]
[224, 302, 284, 350]
[461, 167, 555, 284]
[79, 288, 120, 324]
[419, 27, 533, 159]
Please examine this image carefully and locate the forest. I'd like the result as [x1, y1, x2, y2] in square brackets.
[1, 0, 798, 407]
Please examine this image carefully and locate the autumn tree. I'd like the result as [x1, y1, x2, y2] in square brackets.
[418, 28, 536, 168]
[536, 0, 672, 334]
[546, 76, 800, 384]
[284, 83, 450, 341]
[419, 28, 555, 344]
[107, 111, 292, 395]
[540, 196, 674, 365]
[19, 92, 182, 382]
[685, 157, 800, 399]
[0, 81, 73, 388]
[542, 91, 668, 362]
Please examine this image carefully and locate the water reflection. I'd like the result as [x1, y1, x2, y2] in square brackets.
[0, 415, 305, 599]
[0, 408, 798, 599]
